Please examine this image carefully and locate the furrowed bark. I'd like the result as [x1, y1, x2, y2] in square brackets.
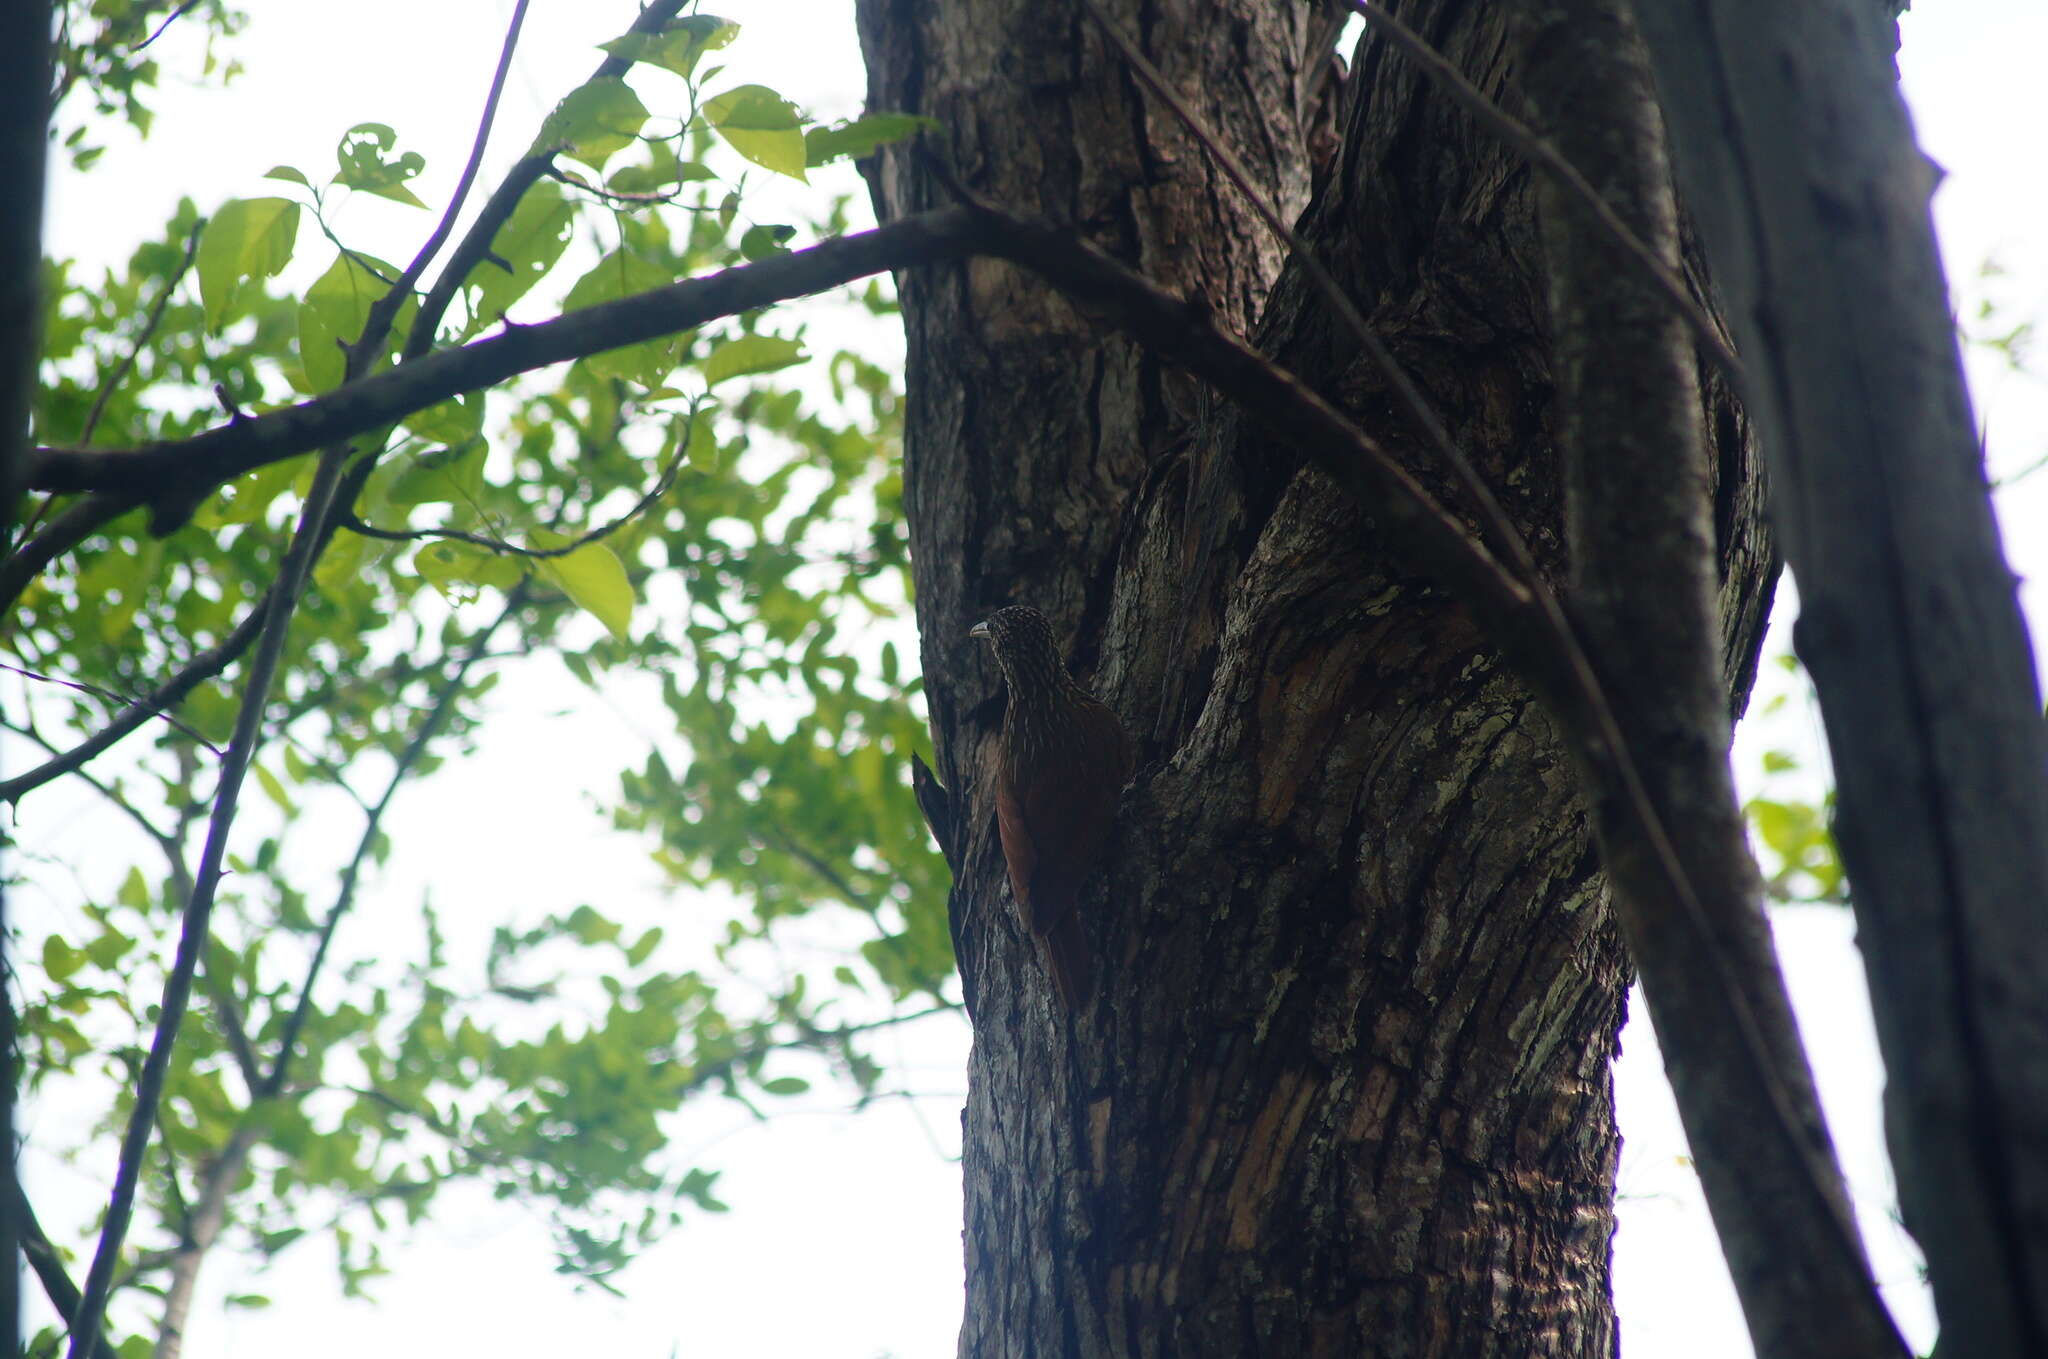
[1518, 4, 1902, 1355]
[863, 0, 1777, 1353]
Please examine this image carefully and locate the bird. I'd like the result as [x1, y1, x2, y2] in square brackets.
[969, 605, 1134, 1007]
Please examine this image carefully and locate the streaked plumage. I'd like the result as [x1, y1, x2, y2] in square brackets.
[970, 605, 1134, 1006]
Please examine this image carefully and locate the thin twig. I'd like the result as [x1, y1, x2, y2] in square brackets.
[402, 0, 694, 361]
[0, 661, 222, 754]
[1081, 0, 1545, 592]
[80, 221, 202, 444]
[354, 0, 531, 375]
[0, 718, 175, 846]
[65, 442, 353, 1359]
[0, 597, 262, 804]
[1083, 4, 1879, 1311]
[261, 581, 529, 1098]
[1339, 0, 1745, 390]
[12, 1181, 122, 1359]
[135, 0, 202, 52]
[343, 397, 698, 555]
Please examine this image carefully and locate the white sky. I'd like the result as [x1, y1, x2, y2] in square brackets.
[24, 2, 2048, 1356]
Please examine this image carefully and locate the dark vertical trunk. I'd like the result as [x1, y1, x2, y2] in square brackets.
[858, 2, 1774, 1353]
[1639, 3, 2048, 1354]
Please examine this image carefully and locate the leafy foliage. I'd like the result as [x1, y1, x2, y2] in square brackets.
[12, 6, 948, 1349]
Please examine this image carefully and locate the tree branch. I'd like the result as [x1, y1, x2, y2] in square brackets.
[262, 581, 529, 1099]
[1082, 0, 1543, 592]
[0, 593, 263, 804]
[79, 220, 202, 445]
[1638, 3, 2048, 1351]
[0, 661, 221, 755]
[28, 212, 983, 505]
[400, 0, 694, 362]
[342, 398, 698, 555]
[11, 1180, 121, 1359]
[354, 0, 530, 377]
[65, 441, 354, 1359]
[1339, 0, 1743, 389]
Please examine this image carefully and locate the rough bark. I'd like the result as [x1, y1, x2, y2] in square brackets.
[1638, 4, 2048, 1355]
[859, 1, 1774, 1353]
[1519, 5, 1900, 1356]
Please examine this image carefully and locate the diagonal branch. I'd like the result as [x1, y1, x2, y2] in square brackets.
[262, 582, 529, 1099]
[12, 1180, 122, 1359]
[65, 442, 354, 1359]
[1083, 0, 1544, 592]
[79, 220, 202, 445]
[0, 661, 221, 754]
[1338, 0, 1744, 389]
[353, 0, 530, 378]
[28, 212, 983, 504]
[0, 594, 263, 803]
[401, 0, 695, 362]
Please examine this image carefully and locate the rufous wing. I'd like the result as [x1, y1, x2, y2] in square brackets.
[997, 698, 1131, 1006]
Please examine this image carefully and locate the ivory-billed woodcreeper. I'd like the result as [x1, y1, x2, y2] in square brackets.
[970, 605, 1134, 1007]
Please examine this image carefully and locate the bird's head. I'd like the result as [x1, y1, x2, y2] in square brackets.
[969, 605, 1066, 696]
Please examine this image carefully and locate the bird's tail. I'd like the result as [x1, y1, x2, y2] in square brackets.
[1042, 909, 1092, 1009]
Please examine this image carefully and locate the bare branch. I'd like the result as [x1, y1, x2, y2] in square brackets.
[262, 581, 529, 1098]
[134, 0, 202, 52]
[0, 595, 261, 804]
[12, 1180, 122, 1359]
[353, 0, 531, 377]
[29, 212, 980, 504]
[401, 0, 696, 362]
[66, 441, 354, 1359]
[0, 661, 222, 755]
[79, 221, 203, 445]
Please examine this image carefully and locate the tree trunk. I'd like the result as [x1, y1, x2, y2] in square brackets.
[1638, 4, 2048, 1354]
[858, 2, 1774, 1353]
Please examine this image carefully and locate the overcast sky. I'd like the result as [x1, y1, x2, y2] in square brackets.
[24, 3, 2048, 1356]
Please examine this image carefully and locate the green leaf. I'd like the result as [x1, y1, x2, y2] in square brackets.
[265, 164, 312, 189]
[384, 441, 487, 509]
[254, 763, 295, 814]
[197, 197, 301, 331]
[701, 333, 804, 387]
[465, 180, 574, 327]
[532, 532, 635, 641]
[702, 85, 806, 181]
[598, 16, 737, 79]
[625, 928, 663, 967]
[297, 250, 414, 393]
[42, 936, 84, 984]
[117, 866, 151, 910]
[192, 455, 311, 529]
[536, 78, 649, 170]
[414, 541, 525, 602]
[738, 224, 794, 262]
[759, 1076, 809, 1096]
[402, 392, 486, 446]
[804, 112, 935, 167]
[563, 248, 686, 387]
[334, 123, 427, 207]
